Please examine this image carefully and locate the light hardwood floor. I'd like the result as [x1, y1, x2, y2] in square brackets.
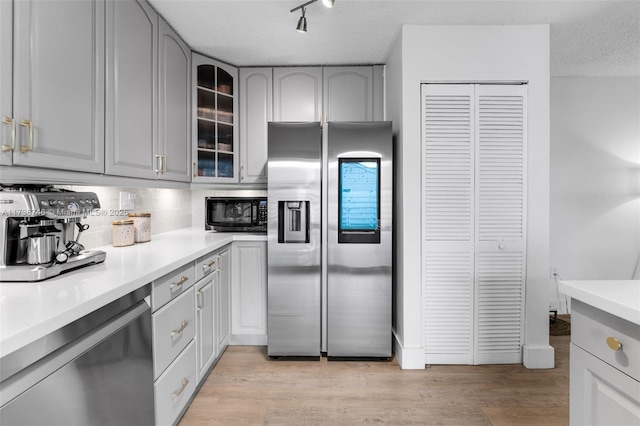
[180, 335, 570, 425]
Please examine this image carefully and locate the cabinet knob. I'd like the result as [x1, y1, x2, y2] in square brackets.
[606, 337, 622, 351]
[498, 243, 505, 250]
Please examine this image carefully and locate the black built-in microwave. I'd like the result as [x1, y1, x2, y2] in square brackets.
[205, 197, 267, 232]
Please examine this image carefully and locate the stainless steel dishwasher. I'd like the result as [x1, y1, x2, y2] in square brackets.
[0, 285, 155, 425]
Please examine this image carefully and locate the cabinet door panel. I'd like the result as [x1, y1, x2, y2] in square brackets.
[105, 0, 157, 179]
[159, 19, 190, 182]
[0, 0, 12, 166]
[239, 68, 272, 183]
[217, 249, 231, 348]
[192, 53, 238, 182]
[196, 277, 215, 382]
[13, 0, 104, 172]
[571, 344, 640, 426]
[323, 66, 373, 122]
[231, 242, 267, 344]
[273, 67, 322, 122]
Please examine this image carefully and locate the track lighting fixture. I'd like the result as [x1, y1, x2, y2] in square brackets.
[290, 0, 336, 33]
[296, 7, 307, 33]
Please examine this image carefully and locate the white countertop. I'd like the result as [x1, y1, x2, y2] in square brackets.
[0, 228, 267, 359]
[558, 280, 640, 325]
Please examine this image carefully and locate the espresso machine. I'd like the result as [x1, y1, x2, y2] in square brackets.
[0, 185, 106, 282]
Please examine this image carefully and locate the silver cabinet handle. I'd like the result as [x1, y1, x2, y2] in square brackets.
[155, 154, 162, 173]
[161, 154, 167, 173]
[197, 290, 204, 309]
[171, 378, 189, 398]
[171, 320, 189, 336]
[19, 119, 33, 153]
[1, 116, 16, 152]
[202, 259, 216, 274]
[171, 276, 189, 288]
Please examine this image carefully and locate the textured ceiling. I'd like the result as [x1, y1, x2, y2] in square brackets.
[148, 0, 640, 76]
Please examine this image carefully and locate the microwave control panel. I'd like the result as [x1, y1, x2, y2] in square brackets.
[258, 201, 268, 225]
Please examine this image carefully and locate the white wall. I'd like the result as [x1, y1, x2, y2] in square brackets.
[550, 77, 640, 312]
[63, 186, 193, 249]
[385, 29, 407, 362]
[388, 25, 553, 369]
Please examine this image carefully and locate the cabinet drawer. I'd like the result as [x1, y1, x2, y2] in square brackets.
[152, 263, 195, 310]
[195, 251, 218, 282]
[153, 287, 196, 379]
[572, 300, 640, 381]
[154, 341, 197, 426]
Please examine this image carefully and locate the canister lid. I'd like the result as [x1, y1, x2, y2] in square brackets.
[113, 219, 134, 225]
[128, 212, 152, 217]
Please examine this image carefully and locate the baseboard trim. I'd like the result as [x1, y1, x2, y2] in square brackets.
[230, 334, 268, 345]
[523, 344, 555, 369]
[393, 331, 425, 370]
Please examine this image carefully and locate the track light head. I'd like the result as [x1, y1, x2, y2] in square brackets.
[296, 7, 307, 33]
[322, 0, 335, 8]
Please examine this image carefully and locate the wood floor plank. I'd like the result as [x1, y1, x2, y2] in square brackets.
[180, 335, 570, 425]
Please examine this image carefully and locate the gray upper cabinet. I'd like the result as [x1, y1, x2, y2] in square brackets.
[9, 0, 105, 172]
[192, 53, 239, 182]
[158, 18, 191, 182]
[105, 0, 158, 180]
[323, 66, 373, 122]
[239, 68, 272, 184]
[0, 0, 12, 166]
[241, 66, 384, 186]
[273, 67, 323, 122]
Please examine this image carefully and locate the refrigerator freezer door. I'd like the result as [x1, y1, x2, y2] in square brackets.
[267, 122, 322, 356]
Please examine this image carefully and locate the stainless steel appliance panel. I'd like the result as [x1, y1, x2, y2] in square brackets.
[0, 288, 154, 425]
[267, 122, 322, 356]
[327, 122, 393, 357]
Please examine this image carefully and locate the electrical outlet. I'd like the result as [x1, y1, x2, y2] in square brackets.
[119, 191, 135, 211]
[550, 266, 560, 279]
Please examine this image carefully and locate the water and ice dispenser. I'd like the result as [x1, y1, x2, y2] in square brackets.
[278, 201, 310, 243]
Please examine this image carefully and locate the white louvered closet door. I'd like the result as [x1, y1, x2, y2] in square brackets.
[474, 84, 527, 364]
[422, 84, 475, 365]
[422, 83, 527, 365]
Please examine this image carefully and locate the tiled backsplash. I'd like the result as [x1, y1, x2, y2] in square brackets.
[60, 186, 193, 249]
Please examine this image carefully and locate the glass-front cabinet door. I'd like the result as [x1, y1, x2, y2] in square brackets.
[192, 53, 238, 182]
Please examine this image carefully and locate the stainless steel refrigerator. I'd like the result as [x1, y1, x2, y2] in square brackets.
[267, 121, 392, 358]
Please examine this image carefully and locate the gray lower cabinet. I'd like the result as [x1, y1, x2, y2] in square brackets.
[569, 300, 640, 425]
[194, 246, 231, 384]
[195, 275, 215, 382]
[105, 0, 158, 180]
[231, 241, 268, 345]
[6, 0, 105, 172]
[217, 248, 231, 348]
[152, 263, 197, 426]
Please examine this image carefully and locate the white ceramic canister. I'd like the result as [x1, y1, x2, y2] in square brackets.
[112, 219, 135, 247]
[128, 212, 151, 243]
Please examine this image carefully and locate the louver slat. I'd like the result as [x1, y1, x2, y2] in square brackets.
[477, 94, 525, 241]
[476, 252, 525, 357]
[424, 92, 473, 242]
[424, 252, 473, 363]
